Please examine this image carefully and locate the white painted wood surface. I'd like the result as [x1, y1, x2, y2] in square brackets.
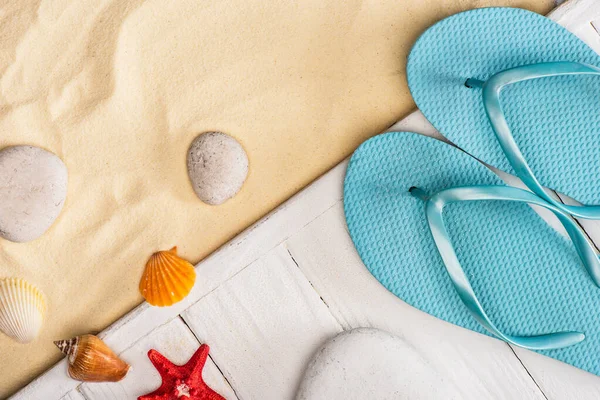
[181, 246, 342, 400]
[11, 0, 600, 398]
[60, 390, 86, 400]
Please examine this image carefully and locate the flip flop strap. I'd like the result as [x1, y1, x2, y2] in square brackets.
[468, 61, 600, 219]
[413, 184, 594, 350]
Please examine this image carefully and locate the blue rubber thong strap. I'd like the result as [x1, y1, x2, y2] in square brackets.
[410, 184, 595, 350]
[466, 61, 600, 219]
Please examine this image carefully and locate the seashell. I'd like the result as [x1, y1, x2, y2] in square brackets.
[54, 334, 130, 382]
[139, 246, 196, 307]
[0, 278, 46, 343]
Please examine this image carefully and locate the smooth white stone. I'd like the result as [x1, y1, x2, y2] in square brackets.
[187, 132, 249, 205]
[296, 328, 462, 400]
[0, 146, 68, 243]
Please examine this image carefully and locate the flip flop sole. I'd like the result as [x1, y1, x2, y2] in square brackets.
[407, 7, 600, 205]
[344, 131, 600, 374]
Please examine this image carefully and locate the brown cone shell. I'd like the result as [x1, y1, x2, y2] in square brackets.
[54, 334, 130, 382]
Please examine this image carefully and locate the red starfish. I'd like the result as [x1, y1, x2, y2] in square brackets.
[138, 344, 226, 400]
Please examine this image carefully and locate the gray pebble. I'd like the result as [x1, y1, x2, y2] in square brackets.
[0, 146, 68, 243]
[187, 132, 249, 205]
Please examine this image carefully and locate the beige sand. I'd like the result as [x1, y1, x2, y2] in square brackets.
[0, 0, 553, 396]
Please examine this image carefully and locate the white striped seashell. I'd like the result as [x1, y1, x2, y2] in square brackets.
[0, 278, 47, 343]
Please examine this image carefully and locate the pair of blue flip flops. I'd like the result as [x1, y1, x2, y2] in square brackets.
[344, 7, 600, 375]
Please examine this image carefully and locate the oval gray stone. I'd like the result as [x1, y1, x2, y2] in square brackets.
[187, 132, 249, 205]
[296, 328, 462, 400]
[0, 146, 68, 243]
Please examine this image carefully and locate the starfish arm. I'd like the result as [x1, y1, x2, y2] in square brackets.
[148, 349, 177, 373]
[140, 349, 183, 399]
[187, 344, 210, 382]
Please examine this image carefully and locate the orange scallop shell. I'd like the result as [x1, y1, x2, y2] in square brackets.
[139, 247, 196, 307]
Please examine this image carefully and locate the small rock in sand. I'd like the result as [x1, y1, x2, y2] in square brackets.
[0, 146, 68, 243]
[187, 132, 249, 205]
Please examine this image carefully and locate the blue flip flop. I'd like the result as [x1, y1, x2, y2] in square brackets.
[343, 131, 600, 374]
[407, 7, 600, 219]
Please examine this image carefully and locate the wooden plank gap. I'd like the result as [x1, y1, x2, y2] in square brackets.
[58, 387, 88, 400]
[75, 386, 89, 400]
[507, 344, 550, 400]
[204, 354, 241, 400]
[590, 20, 600, 37]
[284, 247, 333, 312]
[177, 316, 241, 400]
[178, 314, 201, 345]
[180, 246, 343, 399]
[551, 189, 600, 254]
[568, 213, 600, 254]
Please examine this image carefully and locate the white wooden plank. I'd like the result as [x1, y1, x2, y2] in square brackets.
[60, 390, 86, 400]
[285, 203, 548, 400]
[512, 346, 600, 400]
[548, 0, 600, 54]
[79, 317, 237, 400]
[10, 360, 78, 400]
[181, 245, 343, 400]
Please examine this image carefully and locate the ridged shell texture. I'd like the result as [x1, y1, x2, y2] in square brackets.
[139, 246, 196, 307]
[0, 278, 46, 343]
[54, 334, 130, 382]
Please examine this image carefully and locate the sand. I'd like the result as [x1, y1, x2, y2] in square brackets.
[0, 0, 553, 396]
